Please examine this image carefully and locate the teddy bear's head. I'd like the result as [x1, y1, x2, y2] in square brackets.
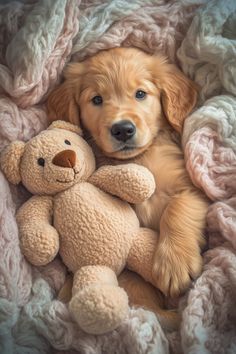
[0, 121, 96, 195]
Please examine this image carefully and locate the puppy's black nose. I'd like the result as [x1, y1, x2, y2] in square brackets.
[111, 120, 136, 142]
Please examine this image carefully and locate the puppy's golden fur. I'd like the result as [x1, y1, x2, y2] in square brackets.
[47, 47, 208, 300]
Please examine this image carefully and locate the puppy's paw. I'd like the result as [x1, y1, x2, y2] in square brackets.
[152, 242, 202, 297]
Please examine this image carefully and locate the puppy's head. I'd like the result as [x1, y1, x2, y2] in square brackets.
[47, 47, 198, 159]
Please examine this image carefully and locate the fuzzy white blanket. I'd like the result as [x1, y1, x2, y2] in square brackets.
[0, 1, 236, 353]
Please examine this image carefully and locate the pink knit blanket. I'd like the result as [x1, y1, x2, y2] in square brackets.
[0, 1, 235, 353]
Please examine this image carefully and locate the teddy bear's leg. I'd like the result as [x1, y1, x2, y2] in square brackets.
[127, 228, 159, 288]
[69, 265, 129, 335]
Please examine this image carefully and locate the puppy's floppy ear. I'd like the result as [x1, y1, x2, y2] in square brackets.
[151, 56, 198, 133]
[47, 62, 84, 126]
[0, 141, 25, 184]
[47, 82, 79, 124]
[48, 120, 83, 136]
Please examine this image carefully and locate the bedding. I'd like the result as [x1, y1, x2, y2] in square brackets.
[0, 0, 235, 353]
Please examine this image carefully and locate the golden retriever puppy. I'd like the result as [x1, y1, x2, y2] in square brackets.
[47, 47, 209, 298]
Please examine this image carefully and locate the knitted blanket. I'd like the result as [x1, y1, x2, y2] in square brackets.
[0, 1, 235, 353]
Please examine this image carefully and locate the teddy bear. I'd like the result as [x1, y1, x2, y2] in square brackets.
[0, 120, 160, 335]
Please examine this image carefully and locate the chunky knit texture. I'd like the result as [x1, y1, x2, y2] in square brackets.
[0, 0, 236, 353]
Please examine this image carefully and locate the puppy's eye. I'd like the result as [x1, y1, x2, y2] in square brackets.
[64, 140, 71, 145]
[135, 90, 146, 100]
[92, 95, 103, 105]
[37, 158, 45, 167]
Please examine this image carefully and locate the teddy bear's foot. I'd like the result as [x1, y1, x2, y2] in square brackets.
[69, 284, 129, 335]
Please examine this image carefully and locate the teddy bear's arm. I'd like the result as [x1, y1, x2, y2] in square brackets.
[16, 195, 59, 266]
[89, 163, 156, 204]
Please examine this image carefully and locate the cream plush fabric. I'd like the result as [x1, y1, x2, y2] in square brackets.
[0, 121, 158, 336]
[0, 0, 236, 353]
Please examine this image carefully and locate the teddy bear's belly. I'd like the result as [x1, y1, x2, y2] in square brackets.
[54, 182, 139, 274]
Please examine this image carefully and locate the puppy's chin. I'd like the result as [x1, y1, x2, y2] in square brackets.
[103, 142, 152, 160]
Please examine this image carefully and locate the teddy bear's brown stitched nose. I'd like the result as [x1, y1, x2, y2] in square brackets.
[52, 150, 76, 168]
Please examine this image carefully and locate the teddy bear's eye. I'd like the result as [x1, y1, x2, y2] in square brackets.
[64, 140, 71, 145]
[37, 158, 45, 167]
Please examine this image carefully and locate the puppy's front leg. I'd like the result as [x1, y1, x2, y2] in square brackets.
[152, 190, 208, 297]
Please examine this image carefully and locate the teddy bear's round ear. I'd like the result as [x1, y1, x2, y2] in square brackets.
[48, 120, 83, 136]
[0, 141, 25, 185]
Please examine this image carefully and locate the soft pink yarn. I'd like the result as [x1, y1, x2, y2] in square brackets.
[0, 172, 32, 307]
[179, 1, 236, 352]
[72, 0, 202, 64]
[207, 197, 236, 250]
[184, 126, 236, 201]
[0, 97, 47, 150]
[0, 0, 80, 108]
[181, 245, 236, 354]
